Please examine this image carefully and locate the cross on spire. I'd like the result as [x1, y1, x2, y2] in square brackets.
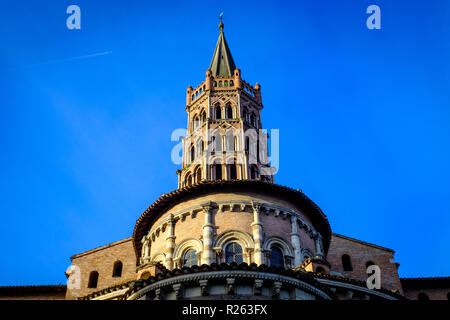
[209, 15, 236, 77]
[218, 13, 224, 30]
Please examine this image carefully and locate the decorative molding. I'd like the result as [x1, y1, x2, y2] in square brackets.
[316, 278, 399, 300]
[172, 238, 203, 267]
[127, 270, 331, 300]
[144, 200, 320, 246]
[263, 236, 295, 258]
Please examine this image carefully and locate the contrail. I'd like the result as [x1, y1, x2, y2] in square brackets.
[15, 51, 113, 69]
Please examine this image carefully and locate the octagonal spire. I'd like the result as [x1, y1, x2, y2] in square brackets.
[209, 22, 237, 77]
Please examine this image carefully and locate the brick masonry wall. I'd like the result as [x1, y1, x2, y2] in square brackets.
[66, 237, 136, 300]
[261, 213, 291, 244]
[403, 288, 449, 300]
[145, 192, 321, 265]
[327, 234, 403, 293]
[214, 209, 253, 236]
[0, 292, 66, 300]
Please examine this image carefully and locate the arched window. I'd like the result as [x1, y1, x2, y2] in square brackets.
[88, 271, 99, 288]
[230, 80, 234, 86]
[213, 81, 217, 87]
[269, 247, 284, 267]
[229, 163, 237, 180]
[190, 144, 195, 162]
[226, 105, 233, 119]
[226, 133, 234, 151]
[316, 266, 325, 274]
[250, 113, 256, 126]
[250, 166, 257, 179]
[215, 164, 222, 180]
[196, 140, 203, 159]
[366, 261, 375, 269]
[224, 80, 228, 87]
[218, 81, 223, 87]
[225, 242, 243, 264]
[196, 167, 202, 183]
[216, 135, 223, 152]
[215, 105, 221, 120]
[201, 111, 206, 122]
[112, 261, 122, 277]
[341, 254, 353, 271]
[245, 137, 249, 152]
[193, 116, 200, 130]
[186, 174, 192, 187]
[256, 136, 260, 161]
[211, 136, 216, 152]
[418, 293, 429, 300]
[183, 249, 198, 267]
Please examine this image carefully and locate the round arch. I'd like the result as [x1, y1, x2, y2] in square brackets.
[173, 238, 203, 261]
[214, 230, 254, 249]
[214, 230, 254, 264]
[173, 238, 203, 268]
[151, 253, 166, 264]
[263, 236, 295, 267]
[263, 236, 295, 257]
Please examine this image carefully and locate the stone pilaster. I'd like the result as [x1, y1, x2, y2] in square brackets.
[290, 215, 302, 267]
[251, 201, 264, 265]
[199, 279, 209, 296]
[213, 247, 222, 264]
[141, 235, 151, 264]
[165, 214, 176, 270]
[201, 202, 214, 265]
[315, 233, 324, 258]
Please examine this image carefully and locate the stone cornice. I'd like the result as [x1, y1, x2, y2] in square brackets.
[314, 273, 406, 300]
[126, 264, 332, 301]
[316, 278, 400, 300]
[129, 270, 330, 300]
[71, 237, 132, 260]
[144, 200, 320, 247]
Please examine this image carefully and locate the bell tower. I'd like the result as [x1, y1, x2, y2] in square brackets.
[177, 22, 275, 189]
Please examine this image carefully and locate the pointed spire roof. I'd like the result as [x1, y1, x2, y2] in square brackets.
[209, 22, 237, 77]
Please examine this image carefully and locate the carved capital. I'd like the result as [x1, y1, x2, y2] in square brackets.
[346, 290, 354, 300]
[199, 279, 209, 296]
[154, 288, 162, 300]
[251, 200, 263, 212]
[254, 279, 263, 296]
[201, 201, 213, 213]
[272, 281, 282, 299]
[226, 278, 235, 295]
[173, 283, 183, 300]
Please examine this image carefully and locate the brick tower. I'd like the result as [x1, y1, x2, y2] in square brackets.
[177, 21, 275, 189]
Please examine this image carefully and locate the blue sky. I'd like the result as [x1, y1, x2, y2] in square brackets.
[0, 0, 449, 285]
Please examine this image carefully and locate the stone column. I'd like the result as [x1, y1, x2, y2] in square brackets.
[251, 201, 264, 265]
[141, 235, 151, 264]
[290, 215, 302, 267]
[315, 233, 324, 258]
[201, 203, 214, 265]
[213, 247, 222, 264]
[165, 214, 176, 270]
